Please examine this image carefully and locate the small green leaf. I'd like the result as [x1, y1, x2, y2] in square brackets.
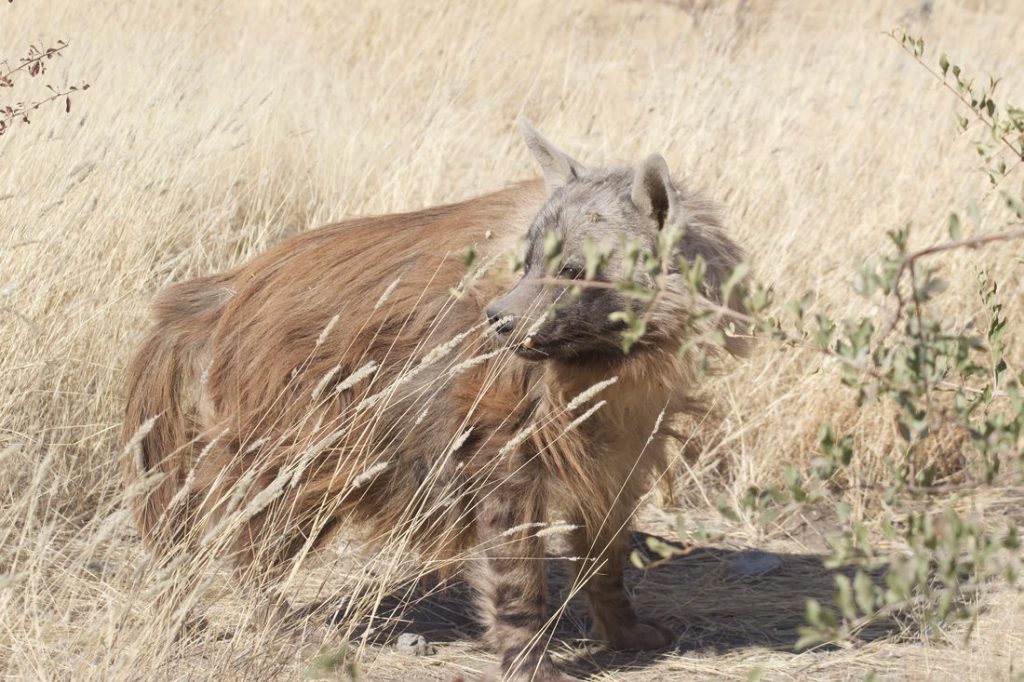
[805, 597, 823, 627]
[1003, 192, 1024, 219]
[835, 574, 856, 620]
[721, 262, 750, 302]
[461, 246, 477, 270]
[854, 570, 876, 615]
[948, 213, 962, 240]
[543, 230, 563, 273]
[794, 629, 823, 651]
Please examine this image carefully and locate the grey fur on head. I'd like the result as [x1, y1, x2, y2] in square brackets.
[490, 119, 749, 361]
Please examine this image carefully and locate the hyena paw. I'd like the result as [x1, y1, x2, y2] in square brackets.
[605, 619, 675, 651]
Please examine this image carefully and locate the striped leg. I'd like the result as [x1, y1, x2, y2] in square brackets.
[470, 476, 571, 681]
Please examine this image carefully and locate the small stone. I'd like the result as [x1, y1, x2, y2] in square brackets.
[395, 632, 434, 656]
[728, 550, 783, 578]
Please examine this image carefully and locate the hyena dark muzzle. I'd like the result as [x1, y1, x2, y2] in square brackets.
[485, 274, 634, 361]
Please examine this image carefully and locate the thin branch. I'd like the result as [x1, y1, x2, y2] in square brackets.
[530, 228, 1023, 410]
[883, 228, 1024, 337]
[0, 41, 69, 86]
[888, 33, 1023, 162]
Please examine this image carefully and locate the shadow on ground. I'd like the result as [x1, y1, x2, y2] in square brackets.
[318, 532, 897, 679]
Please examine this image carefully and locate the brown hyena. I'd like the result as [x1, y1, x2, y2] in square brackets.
[121, 119, 747, 681]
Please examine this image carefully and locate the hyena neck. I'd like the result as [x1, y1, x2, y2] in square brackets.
[540, 346, 697, 441]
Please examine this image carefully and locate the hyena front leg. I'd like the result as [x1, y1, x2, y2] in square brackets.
[470, 475, 572, 682]
[569, 501, 674, 651]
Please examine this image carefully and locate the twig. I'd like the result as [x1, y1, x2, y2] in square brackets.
[0, 86, 80, 128]
[531, 274, 752, 323]
[882, 228, 1024, 337]
[888, 33, 1023, 163]
[0, 41, 69, 86]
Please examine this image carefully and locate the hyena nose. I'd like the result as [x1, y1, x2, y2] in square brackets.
[486, 306, 515, 335]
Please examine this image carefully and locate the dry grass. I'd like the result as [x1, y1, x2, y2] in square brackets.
[2, 0, 1023, 679]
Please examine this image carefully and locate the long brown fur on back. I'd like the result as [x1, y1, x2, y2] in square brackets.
[121, 127, 748, 681]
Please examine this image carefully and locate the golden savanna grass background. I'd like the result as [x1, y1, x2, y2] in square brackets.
[2, 0, 1023, 679]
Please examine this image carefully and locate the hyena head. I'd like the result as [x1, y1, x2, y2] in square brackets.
[486, 118, 745, 362]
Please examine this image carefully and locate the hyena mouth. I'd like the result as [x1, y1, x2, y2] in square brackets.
[512, 335, 551, 360]
[489, 329, 548, 360]
[490, 325, 552, 359]
[487, 311, 553, 359]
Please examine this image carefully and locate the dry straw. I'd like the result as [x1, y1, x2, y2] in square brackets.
[2, 1, 1023, 680]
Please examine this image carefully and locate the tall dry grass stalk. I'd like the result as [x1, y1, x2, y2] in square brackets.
[2, 0, 1023, 679]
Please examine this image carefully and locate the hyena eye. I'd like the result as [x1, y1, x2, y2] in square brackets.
[558, 264, 584, 280]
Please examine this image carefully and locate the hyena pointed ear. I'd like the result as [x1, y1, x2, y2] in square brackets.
[518, 116, 585, 191]
[631, 153, 678, 229]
